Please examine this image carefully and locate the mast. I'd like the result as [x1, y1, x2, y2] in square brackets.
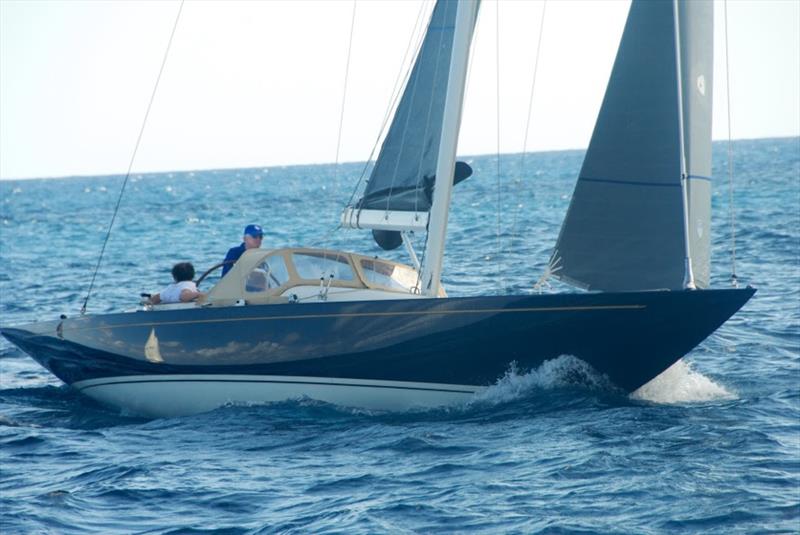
[420, 0, 480, 297]
[673, 0, 697, 290]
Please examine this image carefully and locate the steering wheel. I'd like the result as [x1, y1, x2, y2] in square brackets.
[195, 261, 228, 288]
[196, 261, 282, 289]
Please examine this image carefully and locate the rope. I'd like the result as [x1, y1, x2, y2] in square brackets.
[333, 0, 357, 184]
[336, 2, 429, 249]
[723, 0, 738, 287]
[344, 0, 429, 210]
[508, 0, 547, 288]
[382, 15, 432, 216]
[463, 1, 481, 94]
[533, 249, 562, 294]
[324, 0, 358, 265]
[415, 226, 431, 294]
[305, 223, 343, 249]
[495, 0, 502, 290]
[80, 0, 185, 315]
[413, 0, 454, 216]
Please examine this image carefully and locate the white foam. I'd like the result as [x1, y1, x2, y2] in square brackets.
[630, 359, 736, 404]
[0, 415, 21, 427]
[471, 355, 614, 405]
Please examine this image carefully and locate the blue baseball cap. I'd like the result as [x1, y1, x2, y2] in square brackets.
[244, 224, 263, 238]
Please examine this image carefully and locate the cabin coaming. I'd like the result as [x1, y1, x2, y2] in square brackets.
[148, 247, 442, 312]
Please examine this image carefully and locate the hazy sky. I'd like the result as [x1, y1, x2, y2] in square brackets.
[1, 0, 798, 180]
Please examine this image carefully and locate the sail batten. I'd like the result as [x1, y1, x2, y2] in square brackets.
[578, 177, 682, 188]
[552, 0, 713, 292]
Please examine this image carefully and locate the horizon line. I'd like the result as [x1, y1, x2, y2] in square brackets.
[1, 134, 797, 182]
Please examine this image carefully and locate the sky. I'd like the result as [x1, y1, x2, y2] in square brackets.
[1, 0, 798, 180]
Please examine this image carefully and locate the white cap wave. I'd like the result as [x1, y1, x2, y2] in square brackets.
[472, 355, 735, 406]
[631, 359, 736, 404]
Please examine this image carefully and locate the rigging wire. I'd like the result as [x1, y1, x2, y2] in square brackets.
[321, 0, 358, 261]
[416, 1, 483, 291]
[324, 1, 430, 250]
[462, 0, 482, 98]
[382, 3, 442, 217]
[344, 0, 431, 210]
[723, 0, 739, 287]
[508, 0, 547, 288]
[80, 0, 185, 315]
[412, 0, 454, 216]
[332, 0, 358, 185]
[495, 0, 502, 290]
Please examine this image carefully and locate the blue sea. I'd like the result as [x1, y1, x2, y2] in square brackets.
[1, 137, 798, 534]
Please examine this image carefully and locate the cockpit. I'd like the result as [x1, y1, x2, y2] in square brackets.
[152, 247, 439, 310]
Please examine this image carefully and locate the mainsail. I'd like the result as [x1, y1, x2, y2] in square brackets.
[552, 0, 713, 291]
[342, 0, 476, 243]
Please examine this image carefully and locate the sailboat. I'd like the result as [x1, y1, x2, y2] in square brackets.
[1, 0, 754, 418]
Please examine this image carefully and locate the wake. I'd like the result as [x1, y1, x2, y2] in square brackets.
[471, 355, 617, 405]
[472, 355, 736, 407]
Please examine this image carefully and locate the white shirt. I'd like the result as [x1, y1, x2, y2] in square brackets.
[159, 280, 197, 304]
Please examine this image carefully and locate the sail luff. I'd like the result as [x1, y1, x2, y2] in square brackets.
[673, 0, 697, 290]
[680, 0, 714, 289]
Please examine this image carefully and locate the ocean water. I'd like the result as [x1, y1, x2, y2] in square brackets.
[1, 137, 798, 533]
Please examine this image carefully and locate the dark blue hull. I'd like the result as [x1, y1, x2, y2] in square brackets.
[2, 288, 754, 395]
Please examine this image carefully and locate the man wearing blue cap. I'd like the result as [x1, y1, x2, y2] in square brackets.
[221, 224, 264, 276]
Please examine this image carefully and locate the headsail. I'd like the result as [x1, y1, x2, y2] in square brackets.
[679, 0, 714, 288]
[342, 0, 476, 243]
[551, 0, 713, 291]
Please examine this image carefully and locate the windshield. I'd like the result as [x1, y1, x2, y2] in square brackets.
[359, 258, 418, 292]
[293, 252, 355, 281]
[246, 255, 290, 293]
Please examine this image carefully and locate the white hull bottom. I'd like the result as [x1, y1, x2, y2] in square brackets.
[72, 374, 484, 418]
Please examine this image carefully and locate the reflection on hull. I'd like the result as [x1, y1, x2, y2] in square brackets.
[1, 288, 755, 417]
[74, 374, 482, 418]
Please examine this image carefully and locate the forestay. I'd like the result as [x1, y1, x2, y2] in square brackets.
[552, 0, 713, 291]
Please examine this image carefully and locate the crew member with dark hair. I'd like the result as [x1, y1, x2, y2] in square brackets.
[150, 262, 202, 304]
[221, 224, 264, 276]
